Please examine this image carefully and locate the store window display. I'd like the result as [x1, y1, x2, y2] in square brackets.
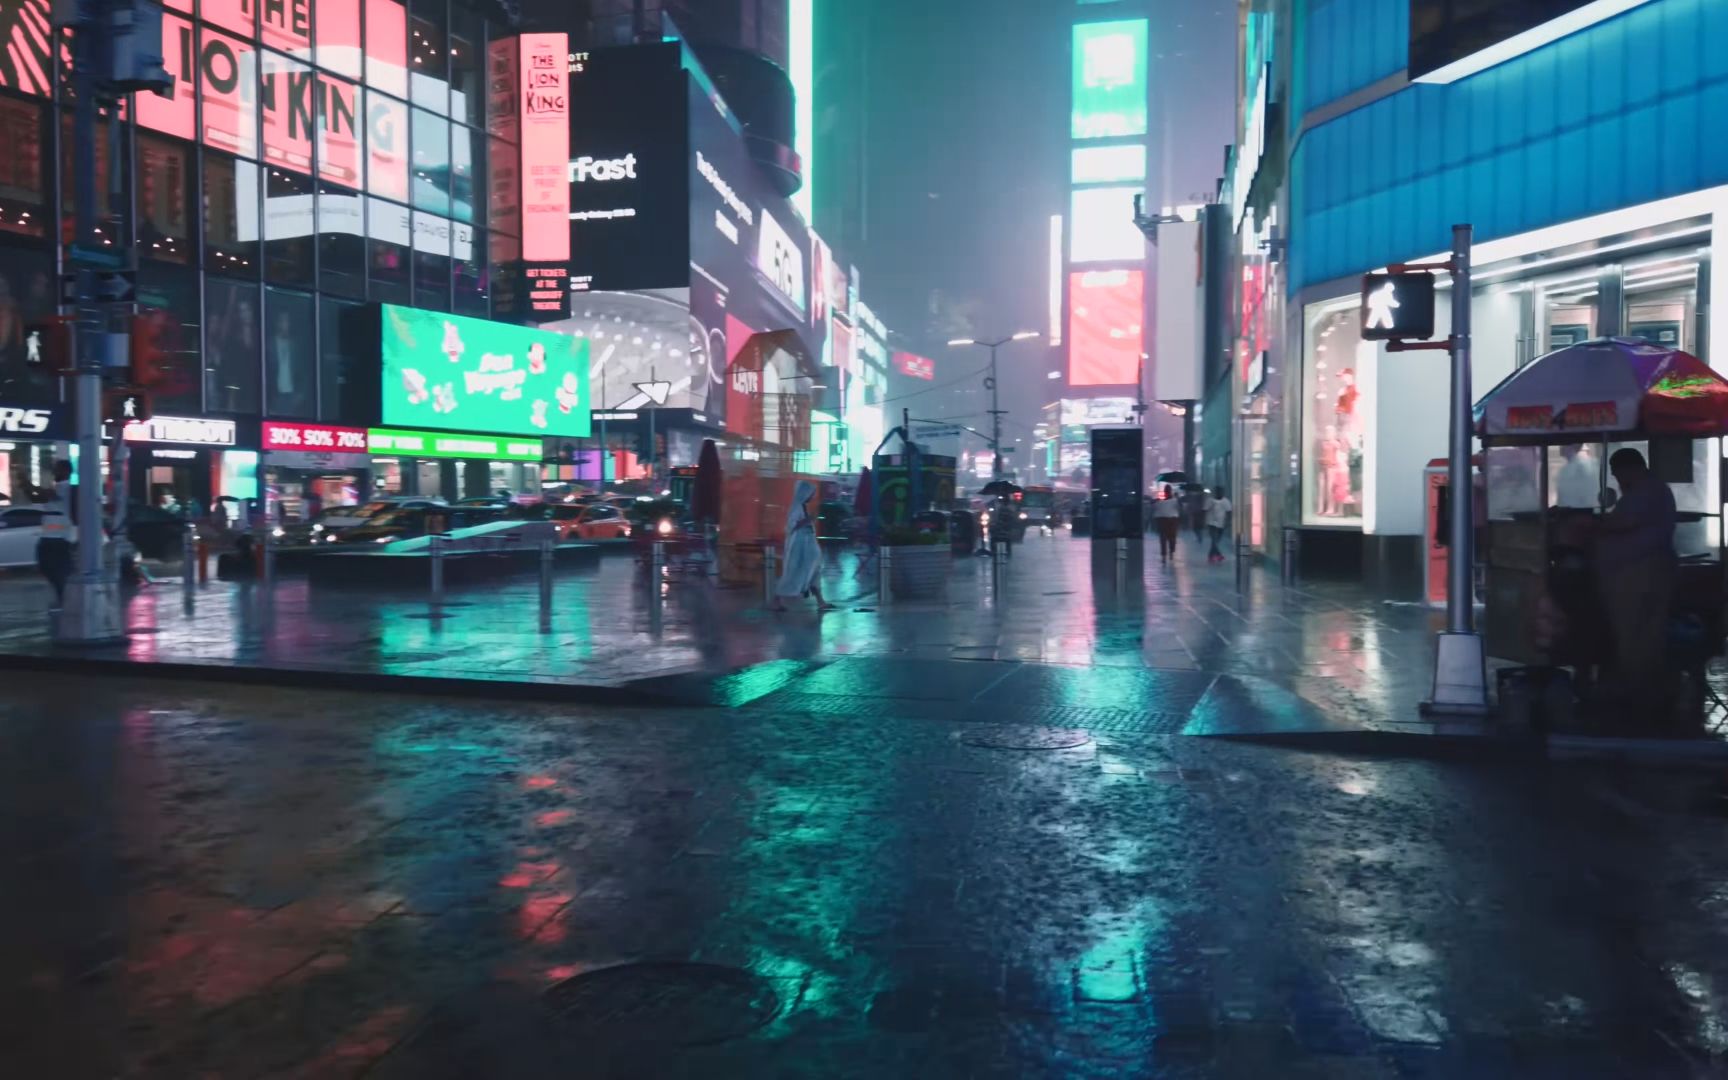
[1301, 305, 1367, 524]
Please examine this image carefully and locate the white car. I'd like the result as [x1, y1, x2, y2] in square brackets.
[0, 506, 62, 568]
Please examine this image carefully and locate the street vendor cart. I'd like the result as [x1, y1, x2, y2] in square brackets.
[1474, 337, 1728, 730]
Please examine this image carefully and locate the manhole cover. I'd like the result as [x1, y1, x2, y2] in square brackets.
[125, 626, 161, 635]
[544, 962, 779, 1047]
[962, 726, 1093, 750]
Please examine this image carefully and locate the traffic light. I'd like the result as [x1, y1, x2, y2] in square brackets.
[23, 316, 74, 373]
[129, 308, 179, 388]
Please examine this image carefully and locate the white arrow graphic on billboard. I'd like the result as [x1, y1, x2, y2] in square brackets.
[616, 379, 674, 410]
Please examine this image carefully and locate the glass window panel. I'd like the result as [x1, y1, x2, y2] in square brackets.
[487, 134, 518, 238]
[449, 9, 481, 126]
[135, 264, 201, 414]
[411, 210, 450, 311]
[317, 180, 365, 296]
[259, 50, 314, 176]
[316, 73, 363, 188]
[139, 135, 193, 264]
[1301, 303, 1367, 525]
[264, 165, 314, 285]
[203, 0, 255, 38]
[199, 28, 259, 158]
[0, 98, 46, 240]
[367, 195, 410, 303]
[205, 276, 261, 413]
[451, 122, 479, 225]
[138, 12, 197, 139]
[316, 0, 362, 78]
[365, 0, 407, 98]
[410, 107, 449, 216]
[320, 297, 366, 423]
[260, 0, 313, 58]
[204, 153, 259, 277]
[265, 287, 315, 417]
[409, 1, 447, 113]
[365, 89, 408, 202]
[0, 245, 58, 403]
[453, 224, 486, 315]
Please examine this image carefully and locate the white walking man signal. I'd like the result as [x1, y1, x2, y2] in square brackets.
[1365, 281, 1401, 331]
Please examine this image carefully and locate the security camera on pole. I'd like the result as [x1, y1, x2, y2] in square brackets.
[51, 0, 171, 643]
[1360, 225, 1488, 716]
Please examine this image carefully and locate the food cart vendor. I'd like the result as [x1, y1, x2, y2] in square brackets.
[1595, 448, 1677, 702]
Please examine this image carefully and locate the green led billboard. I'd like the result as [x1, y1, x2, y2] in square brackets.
[380, 304, 591, 439]
[1072, 19, 1148, 140]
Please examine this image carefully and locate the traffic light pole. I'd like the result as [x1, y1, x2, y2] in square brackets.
[989, 342, 1004, 480]
[58, 5, 125, 643]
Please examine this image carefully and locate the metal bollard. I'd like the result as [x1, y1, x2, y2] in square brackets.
[762, 547, 778, 606]
[260, 525, 275, 587]
[992, 539, 1008, 592]
[429, 533, 445, 605]
[878, 546, 893, 606]
[1115, 536, 1128, 590]
[539, 536, 555, 612]
[1281, 526, 1299, 586]
[1236, 539, 1250, 592]
[182, 528, 197, 600]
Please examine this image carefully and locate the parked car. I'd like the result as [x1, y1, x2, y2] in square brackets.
[0, 505, 57, 568]
[124, 502, 192, 560]
[273, 504, 374, 547]
[333, 503, 504, 545]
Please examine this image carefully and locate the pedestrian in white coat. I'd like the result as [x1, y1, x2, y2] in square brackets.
[772, 480, 833, 612]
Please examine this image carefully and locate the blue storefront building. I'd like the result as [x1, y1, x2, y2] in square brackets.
[1230, 0, 1728, 590]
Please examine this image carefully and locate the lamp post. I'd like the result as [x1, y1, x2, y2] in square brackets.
[947, 331, 1041, 479]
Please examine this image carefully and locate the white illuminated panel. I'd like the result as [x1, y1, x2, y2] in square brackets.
[1069, 187, 1144, 264]
[1414, 0, 1658, 85]
[1071, 145, 1145, 185]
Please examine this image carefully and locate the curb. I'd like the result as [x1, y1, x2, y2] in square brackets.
[1210, 726, 1728, 768]
[0, 649, 713, 709]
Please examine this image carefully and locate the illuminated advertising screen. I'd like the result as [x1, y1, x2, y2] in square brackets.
[200, 28, 258, 157]
[1068, 269, 1143, 387]
[1060, 397, 1136, 427]
[137, 12, 197, 139]
[1070, 187, 1144, 264]
[893, 352, 935, 381]
[0, 0, 52, 96]
[518, 33, 570, 262]
[1071, 145, 1145, 185]
[1072, 19, 1148, 140]
[564, 45, 689, 293]
[688, 71, 824, 430]
[380, 304, 590, 438]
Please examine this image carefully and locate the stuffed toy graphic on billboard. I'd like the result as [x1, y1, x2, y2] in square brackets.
[380, 304, 590, 438]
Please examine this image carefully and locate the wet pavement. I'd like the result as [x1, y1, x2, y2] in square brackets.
[4, 674, 1728, 1077]
[0, 534, 1456, 738]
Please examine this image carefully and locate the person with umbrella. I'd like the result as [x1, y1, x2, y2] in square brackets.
[771, 479, 833, 613]
[980, 479, 1021, 558]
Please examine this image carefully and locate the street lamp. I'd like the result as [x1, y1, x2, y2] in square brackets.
[948, 331, 1043, 479]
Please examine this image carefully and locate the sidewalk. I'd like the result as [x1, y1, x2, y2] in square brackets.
[0, 534, 1463, 738]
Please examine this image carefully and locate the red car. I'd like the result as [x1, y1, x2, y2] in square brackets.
[548, 502, 632, 540]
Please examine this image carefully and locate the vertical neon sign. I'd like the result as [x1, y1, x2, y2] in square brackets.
[518, 32, 569, 263]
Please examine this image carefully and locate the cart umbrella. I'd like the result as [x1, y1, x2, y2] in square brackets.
[1474, 337, 1728, 441]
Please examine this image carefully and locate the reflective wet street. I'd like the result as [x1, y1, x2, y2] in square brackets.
[4, 655, 1728, 1076]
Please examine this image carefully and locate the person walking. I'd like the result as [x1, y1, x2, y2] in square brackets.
[1206, 486, 1233, 563]
[1184, 485, 1207, 542]
[1151, 484, 1182, 562]
[771, 479, 833, 613]
[35, 460, 74, 603]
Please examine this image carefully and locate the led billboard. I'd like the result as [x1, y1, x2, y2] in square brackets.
[564, 45, 690, 293]
[1071, 145, 1145, 186]
[1070, 186, 1144, 264]
[1072, 19, 1148, 140]
[380, 304, 590, 438]
[1068, 269, 1143, 387]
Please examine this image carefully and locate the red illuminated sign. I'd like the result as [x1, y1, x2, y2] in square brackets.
[893, 351, 935, 381]
[525, 265, 567, 315]
[137, 13, 197, 140]
[1068, 269, 1143, 387]
[518, 33, 569, 262]
[263, 420, 369, 452]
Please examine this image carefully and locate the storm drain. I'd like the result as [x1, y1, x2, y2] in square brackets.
[961, 726, 1093, 750]
[544, 962, 780, 1047]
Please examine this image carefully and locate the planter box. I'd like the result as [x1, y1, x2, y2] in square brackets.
[885, 544, 950, 599]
